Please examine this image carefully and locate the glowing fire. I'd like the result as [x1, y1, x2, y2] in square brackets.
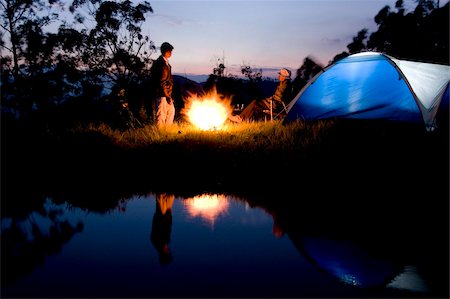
[182, 89, 233, 130]
[184, 194, 230, 226]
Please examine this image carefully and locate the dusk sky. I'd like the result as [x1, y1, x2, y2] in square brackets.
[48, 0, 446, 82]
[143, 0, 421, 81]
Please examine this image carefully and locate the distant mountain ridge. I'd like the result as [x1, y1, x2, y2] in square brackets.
[174, 73, 209, 84]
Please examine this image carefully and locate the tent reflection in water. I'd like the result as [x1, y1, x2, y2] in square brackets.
[289, 235, 428, 292]
[285, 51, 450, 131]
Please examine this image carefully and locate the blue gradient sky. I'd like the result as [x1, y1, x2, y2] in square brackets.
[144, 0, 410, 80]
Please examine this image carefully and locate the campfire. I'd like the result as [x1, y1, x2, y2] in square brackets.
[182, 89, 233, 130]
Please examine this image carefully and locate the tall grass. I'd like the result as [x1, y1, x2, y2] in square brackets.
[73, 119, 335, 154]
[69, 118, 444, 176]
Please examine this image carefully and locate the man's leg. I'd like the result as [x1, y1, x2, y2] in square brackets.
[166, 101, 175, 125]
[239, 100, 258, 121]
[155, 97, 168, 128]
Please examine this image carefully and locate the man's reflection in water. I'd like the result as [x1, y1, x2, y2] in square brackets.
[150, 193, 175, 265]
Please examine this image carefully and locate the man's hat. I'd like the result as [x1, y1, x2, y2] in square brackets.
[278, 68, 291, 79]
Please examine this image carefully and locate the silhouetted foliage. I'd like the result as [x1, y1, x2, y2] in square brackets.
[0, 0, 61, 77]
[241, 64, 264, 101]
[1, 202, 83, 287]
[347, 29, 369, 54]
[214, 63, 226, 77]
[332, 0, 449, 64]
[0, 0, 71, 127]
[330, 51, 350, 64]
[1, 0, 156, 131]
[292, 56, 324, 96]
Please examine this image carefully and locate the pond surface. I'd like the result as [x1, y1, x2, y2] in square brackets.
[1, 191, 445, 298]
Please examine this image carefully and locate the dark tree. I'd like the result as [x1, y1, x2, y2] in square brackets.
[347, 29, 368, 54]
[0, 0, 73, 124]
[331, 0, 448, 65]
[241, 64, 263, 101]
[331, 51, 350, 64]
[70, 0, 155, 87]
[1, 0, 157, 130]
[292, 56, 324, 96]
[0, 0, 61, 78]
[367, 0, 448, 64]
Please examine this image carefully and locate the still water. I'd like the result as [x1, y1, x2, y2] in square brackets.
[0, 192, 444, 298]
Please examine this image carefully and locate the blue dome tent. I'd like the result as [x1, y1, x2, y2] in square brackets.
[285, 52, 450, 131]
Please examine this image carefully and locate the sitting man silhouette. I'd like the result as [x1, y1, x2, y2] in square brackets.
[230, 68, 293, 122]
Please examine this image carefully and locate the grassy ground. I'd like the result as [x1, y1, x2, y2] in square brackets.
[3, 118, 447, 185]
[2, 117, 448, 204]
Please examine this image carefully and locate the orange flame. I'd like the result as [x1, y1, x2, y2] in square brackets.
[183, 194, 230, 226]
[182, 89, 233, 130]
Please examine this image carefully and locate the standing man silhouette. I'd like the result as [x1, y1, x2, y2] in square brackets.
[151, 42, 175, 127]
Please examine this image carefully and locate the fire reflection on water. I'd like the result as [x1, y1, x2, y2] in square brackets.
[183, 194, 230, 227]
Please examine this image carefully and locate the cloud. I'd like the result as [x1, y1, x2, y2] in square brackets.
[321, 37, 343, 45]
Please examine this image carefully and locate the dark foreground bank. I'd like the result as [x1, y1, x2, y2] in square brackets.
[1, 118, 449, 297]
